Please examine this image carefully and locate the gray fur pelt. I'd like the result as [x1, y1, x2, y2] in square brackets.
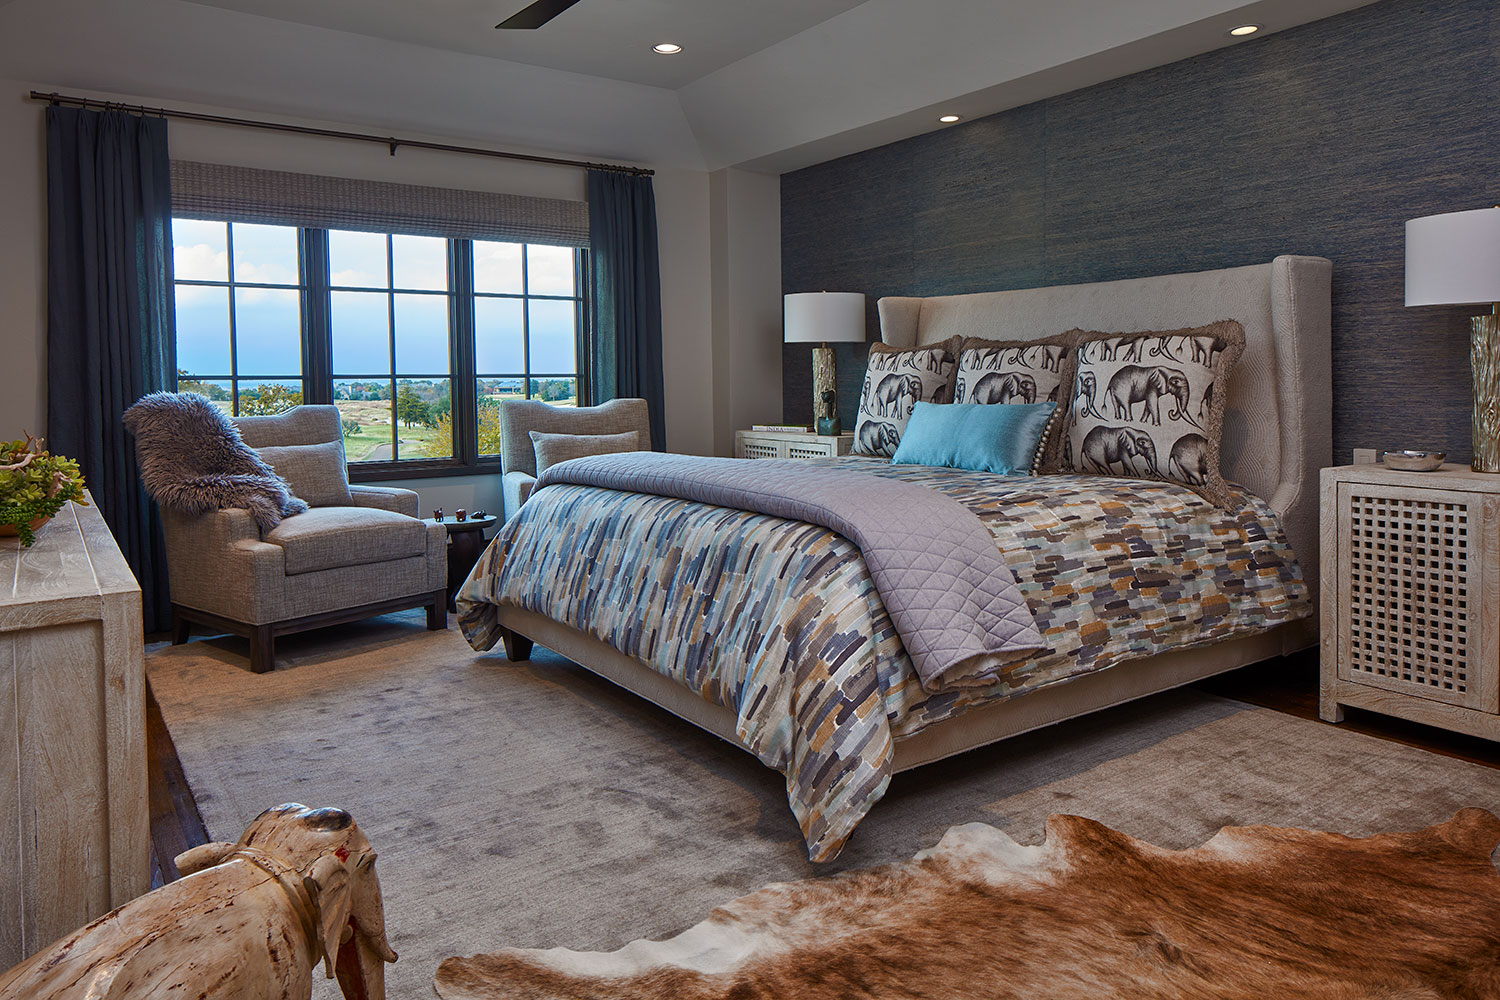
[123, 392, 308, 531]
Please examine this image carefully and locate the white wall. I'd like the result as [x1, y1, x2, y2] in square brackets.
[709, 168, 783, 456]
[0, 80, 725, 512]
[0, 89, 45, 439]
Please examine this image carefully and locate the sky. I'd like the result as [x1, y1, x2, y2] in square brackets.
[172, 220, 579, 383]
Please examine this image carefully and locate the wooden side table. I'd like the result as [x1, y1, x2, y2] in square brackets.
[735, 429, 854, 461]
[430, 514, 498, 611]
[1320, 463, 1500, 741]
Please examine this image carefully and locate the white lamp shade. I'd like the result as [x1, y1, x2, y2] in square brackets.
[784, 292, 866, 344]
[1405, 207, 1500, 306]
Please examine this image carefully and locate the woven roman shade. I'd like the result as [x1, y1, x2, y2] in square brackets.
[170, 160, 589, 247]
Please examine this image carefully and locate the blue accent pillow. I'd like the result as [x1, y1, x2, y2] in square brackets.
[891, 401, 1056, 475]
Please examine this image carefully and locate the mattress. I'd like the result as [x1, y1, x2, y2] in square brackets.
[457, 459, 1310, 860]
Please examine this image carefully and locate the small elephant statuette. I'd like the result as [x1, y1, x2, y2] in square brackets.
[0, 803, 397, 1000]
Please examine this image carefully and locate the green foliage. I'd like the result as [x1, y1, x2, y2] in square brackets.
[396, 386, 434, 428]
[419, 405, 502, 459]
[341, 417, 362, 438]
[177, 372, 230, 401]
[530, 379, 577, 403]
[0, 435, 88, 547]
[239, 384, 304, 416]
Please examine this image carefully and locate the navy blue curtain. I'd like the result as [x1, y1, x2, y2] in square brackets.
[587, 170, 665, 450]
[46, 107, 175, 633]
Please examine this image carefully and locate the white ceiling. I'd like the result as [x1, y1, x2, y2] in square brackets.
[0, 0, 1380, 173]
[186, 0, 869, 89]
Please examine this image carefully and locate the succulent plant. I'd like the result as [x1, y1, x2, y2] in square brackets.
[0, 434, 87, 546]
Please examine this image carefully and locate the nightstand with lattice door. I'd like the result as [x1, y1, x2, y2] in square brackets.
[735, 429, 854, 461]
[1320, 464, 1500, 741]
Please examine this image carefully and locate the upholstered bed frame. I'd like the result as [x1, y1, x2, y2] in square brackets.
[494, 254, 1333, 772]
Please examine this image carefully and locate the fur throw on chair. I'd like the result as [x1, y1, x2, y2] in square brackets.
[123, 392, 308, 531]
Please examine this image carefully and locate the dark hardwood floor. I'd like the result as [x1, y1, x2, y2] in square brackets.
[146, 684, 210, 888]
[145, 648, 1500, 885]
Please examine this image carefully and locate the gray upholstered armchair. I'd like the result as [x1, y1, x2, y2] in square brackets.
[499, 397, 653, 520]
[164, 405, 447, 672]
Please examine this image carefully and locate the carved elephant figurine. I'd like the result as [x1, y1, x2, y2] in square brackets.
[1079, 425, 1158, 477]
[0, 803, 397, 1000]
[1105, 365, 1194, 426]
[970, 372, 1036, 405]
[857, 419, 901, 456]
[872, 373, 923, 418]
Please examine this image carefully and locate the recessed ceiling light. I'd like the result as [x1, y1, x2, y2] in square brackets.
[938, 114, 962, 123]
[1227, 24, 1261, 36]
[652, 42, 682, 54]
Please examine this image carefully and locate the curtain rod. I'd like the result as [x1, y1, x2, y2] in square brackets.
[27, 90, 654, 177]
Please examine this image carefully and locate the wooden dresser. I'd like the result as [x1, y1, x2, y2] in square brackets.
[0, 496, 148, 970]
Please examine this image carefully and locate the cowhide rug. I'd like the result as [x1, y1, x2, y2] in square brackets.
[436, 809, 1500, 999]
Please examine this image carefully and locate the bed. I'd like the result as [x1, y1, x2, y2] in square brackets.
[456, 254, 1332, 860]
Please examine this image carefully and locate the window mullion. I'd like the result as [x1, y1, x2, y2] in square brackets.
[387, 235, 398, 461]
[521, 245, 531, 399]
[451, 240, 478, 467]
[225, 223, 239, 415]
[577, 248, 592, 407]
[301, 228, 332, 405]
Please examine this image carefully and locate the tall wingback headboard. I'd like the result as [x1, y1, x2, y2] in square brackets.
[877, 255, 1332, 579]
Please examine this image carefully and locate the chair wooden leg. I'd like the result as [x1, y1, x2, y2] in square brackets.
[500, 626, 533, 662]
[171, 609, 191, 645]
[248, 625, 275, 674]
[428, 590, 448, 631]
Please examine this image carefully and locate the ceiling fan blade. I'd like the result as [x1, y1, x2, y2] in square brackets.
[495, 0, 583, 29]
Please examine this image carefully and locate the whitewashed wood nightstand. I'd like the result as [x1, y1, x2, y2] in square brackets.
[1320, 463, 1500, 741]
[734, 429, 854, 461]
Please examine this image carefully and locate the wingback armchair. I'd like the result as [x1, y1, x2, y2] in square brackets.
[499, 397, 652, 520]
[164, 405, 447, 673]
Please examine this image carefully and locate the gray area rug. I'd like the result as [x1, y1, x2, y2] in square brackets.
[148, 613, 1500, 1000]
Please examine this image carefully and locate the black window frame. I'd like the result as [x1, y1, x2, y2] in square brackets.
[172, 218, 592, 482]
[171, 219, 309, 414]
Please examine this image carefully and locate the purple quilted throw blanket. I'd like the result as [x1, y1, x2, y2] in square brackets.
[534, 452, 1046, 690]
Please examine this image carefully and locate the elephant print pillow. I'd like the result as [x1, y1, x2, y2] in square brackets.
[955, 335, 1073, 407]
[852, 337, 961, 457]
[1043, 320, 1245, 508]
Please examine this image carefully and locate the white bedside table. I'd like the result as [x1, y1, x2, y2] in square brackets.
[735, 429, 854, 461]
[1320, 463, 1500, 741]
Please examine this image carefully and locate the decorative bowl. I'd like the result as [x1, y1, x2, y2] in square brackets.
[1381, 450, 1446, 472]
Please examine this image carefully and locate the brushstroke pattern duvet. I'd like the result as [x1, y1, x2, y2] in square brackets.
[457, 459, 1309, 861]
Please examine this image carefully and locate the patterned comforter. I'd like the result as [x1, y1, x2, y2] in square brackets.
[457, 458, 1310, 861]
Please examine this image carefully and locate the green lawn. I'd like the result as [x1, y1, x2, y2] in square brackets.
[336, 399, 445, 461]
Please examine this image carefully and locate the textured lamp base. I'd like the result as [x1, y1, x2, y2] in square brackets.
[1473, 312, 1500, 473]
[812, 345, 839, 432]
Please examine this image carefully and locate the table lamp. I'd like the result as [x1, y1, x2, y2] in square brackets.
[784, 292, 866, 434]
[1406, 207, 1500, 472]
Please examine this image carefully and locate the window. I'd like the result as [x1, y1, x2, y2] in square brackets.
[330, 231, 453, 462]
[171, 218, 588, 478]
[473, 241, 582, 455]
[172, 220, 306, 415]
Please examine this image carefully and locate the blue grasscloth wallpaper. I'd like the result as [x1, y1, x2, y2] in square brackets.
[781, 0, 1499, 462]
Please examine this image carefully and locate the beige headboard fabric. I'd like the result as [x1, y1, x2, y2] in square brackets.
[876, 255, 1332, 579]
